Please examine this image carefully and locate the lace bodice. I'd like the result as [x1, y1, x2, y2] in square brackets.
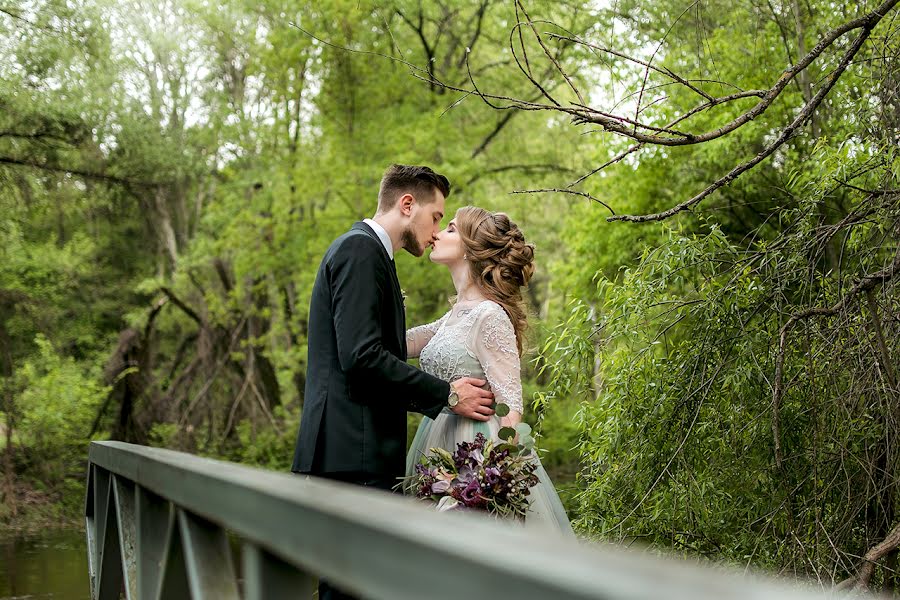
[406, 300, 523, 414]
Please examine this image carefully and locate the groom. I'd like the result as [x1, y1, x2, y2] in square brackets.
[291, 164, 495, 493]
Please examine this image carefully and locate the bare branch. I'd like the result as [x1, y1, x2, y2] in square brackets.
[838, 521, 900, 590]
[457, 0, 490, 70]
[563, 0, 899, 147]
[632, 0, 702, 133]
[464, 163, 575, 186]
[507, 23, 561, 107]
[832, 178, 900, 196]
[510, 187, 616, 215]
[159, 287, 203, 326]
[396, 7, 438, 93]
[0, 6, 55, 32]
[608, 16, 881, 222]
[0, 156, 159, 187]
[470, 112, 515, 158]
[546, 33, 713, 102]
[289, 22, 432, 81]
[514, 1, 585, 105]
[566, 143, 642, 188]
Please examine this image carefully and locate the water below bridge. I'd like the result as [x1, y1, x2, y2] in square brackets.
[0, 528, 90, 600]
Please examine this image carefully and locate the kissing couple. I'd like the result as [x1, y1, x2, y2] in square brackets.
[291, 164, 572, 598]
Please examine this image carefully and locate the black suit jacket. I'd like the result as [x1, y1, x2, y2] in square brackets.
[291, 222, 449, 478]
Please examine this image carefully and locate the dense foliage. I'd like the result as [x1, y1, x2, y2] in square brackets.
[1, 0, 897, 593]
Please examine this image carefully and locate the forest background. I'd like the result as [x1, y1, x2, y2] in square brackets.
[1, 0, 898, 593]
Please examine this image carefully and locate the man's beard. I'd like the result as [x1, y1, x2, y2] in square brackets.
[400, 226, 425, 257]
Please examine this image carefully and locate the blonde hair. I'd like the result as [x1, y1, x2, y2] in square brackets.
[455, 206, 535, 354]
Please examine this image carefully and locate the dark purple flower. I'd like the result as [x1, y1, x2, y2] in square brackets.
[484, 466, 501, 485]
[460, 478, 483, 507]
[458, 465, 477, 484]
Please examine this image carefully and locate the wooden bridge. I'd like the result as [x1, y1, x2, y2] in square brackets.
[85, 440, 841, 600]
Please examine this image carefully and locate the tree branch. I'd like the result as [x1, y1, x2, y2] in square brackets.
[514, 1, 585, 105]
[608, 13, 882, 222]
[560, 0, 898, 146]
[159, 287, 203, 326]
[510, 187, 616, 215]
[771, 246, 900, 471]
[838, 521, 900, 590]
[464, 163, 574, 186]
[0, 156, 158, 187]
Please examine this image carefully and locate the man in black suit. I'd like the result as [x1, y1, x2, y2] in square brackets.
[291, 166, 495, 592]
[292, 164, 494, 484]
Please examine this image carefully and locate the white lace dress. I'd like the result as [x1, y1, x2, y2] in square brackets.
[405, 300, 573, 534]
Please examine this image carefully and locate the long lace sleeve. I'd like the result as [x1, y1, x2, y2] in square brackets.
[468, 302, 523, 414]
[406, 311, 450, 359]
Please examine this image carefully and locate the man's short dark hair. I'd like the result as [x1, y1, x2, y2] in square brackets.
[377, 164, 451, 212]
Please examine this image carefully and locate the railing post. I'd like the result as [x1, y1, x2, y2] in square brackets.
[135, 485, 175, 600]
[113, 476, 138, 598]
[242, 543, 316, 600]
[176, 509, 241, 599]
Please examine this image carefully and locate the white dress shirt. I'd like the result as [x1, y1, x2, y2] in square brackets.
[363, 218, 394, 260]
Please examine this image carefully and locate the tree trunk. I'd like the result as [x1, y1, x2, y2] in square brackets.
[0, 316, 15, 520]
[152, 186, 179, 271]
[3, 386, 15, 520]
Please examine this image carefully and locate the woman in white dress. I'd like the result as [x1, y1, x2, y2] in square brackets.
[405, 206, 573, 534]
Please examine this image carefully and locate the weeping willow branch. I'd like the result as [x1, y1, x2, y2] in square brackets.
[771, 246, 900, 471]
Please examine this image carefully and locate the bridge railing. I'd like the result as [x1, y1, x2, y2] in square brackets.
[86, 440, 836, 600]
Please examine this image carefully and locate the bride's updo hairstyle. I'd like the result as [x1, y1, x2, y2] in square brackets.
[455, 206, 535, 354]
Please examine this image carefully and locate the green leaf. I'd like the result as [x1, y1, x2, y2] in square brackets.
[498, 427, 516, 441]
[495, 402, 510, 417]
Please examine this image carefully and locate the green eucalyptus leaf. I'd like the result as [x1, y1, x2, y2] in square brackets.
[498, 426, 517, 441]
[495, 402, 510, 417]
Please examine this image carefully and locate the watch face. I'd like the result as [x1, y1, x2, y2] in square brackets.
[449, 392, 459, 407]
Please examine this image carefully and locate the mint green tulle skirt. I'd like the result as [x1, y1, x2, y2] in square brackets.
[405, 408, 574, 536]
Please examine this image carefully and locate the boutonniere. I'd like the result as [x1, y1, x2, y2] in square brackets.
[400, 289, 408, 305]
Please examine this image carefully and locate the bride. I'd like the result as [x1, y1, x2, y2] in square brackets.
[405, 206, 573, 534]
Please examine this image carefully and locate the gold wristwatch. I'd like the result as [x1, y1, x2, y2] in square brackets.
[448, 386, 460, 408]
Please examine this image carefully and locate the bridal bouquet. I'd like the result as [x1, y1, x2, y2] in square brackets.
[406, 431, 539, 520]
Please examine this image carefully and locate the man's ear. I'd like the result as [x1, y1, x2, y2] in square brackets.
[398, 193, 415, 216]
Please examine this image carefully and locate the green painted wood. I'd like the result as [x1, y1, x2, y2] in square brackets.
[92, 465, 111, 584]
[176, 509, 241, 600]
[242, 543, 314, 600]
[113, 476, 138, 600]
[136, 485, 174, 600]
[87, 441, 838, 600]
[84, 464, 97, 598]
[96, 479, 124, 600]
[157, 512, 191, 600]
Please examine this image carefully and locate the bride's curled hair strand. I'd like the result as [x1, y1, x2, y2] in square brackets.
[455, 206, 535, 354]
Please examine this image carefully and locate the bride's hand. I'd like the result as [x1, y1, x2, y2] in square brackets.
[449, 377, 495, 422]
